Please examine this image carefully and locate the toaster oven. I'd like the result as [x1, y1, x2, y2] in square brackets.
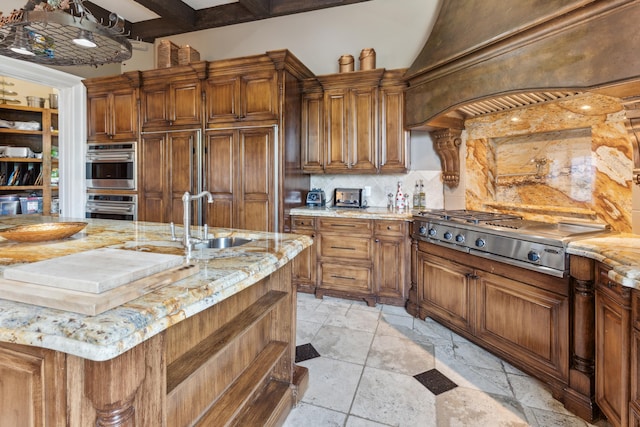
[334, 188, 364, 208]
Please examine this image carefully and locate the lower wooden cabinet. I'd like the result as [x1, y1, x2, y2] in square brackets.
[595, 263, 632, 427]
[0, 344, 66, 427]
[411, 241, 574, 409]
[290, 215, 410, 306]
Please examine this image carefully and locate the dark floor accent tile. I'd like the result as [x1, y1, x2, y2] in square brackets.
[414, 369, 458, 395]
[295, 343, 321, 363]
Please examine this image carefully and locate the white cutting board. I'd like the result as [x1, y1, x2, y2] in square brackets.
[3, 248, 185, 294]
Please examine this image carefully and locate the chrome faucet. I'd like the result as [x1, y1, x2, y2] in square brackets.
[182, 191, 214, 250]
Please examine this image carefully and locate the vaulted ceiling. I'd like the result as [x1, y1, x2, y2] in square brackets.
[80, 0, 371, 42]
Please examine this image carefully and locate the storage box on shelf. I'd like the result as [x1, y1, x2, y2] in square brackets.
[0, 104, 57, 215]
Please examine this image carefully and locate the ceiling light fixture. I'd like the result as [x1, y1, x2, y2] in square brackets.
[0, 0, 132, 66]
[73, 29, 97, 48]
[9, 25, 35, 56]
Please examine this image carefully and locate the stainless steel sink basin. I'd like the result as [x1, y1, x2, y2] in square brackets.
[194, 237, 252, 249]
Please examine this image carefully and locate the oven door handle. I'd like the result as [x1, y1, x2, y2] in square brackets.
[86, 152, 135, 162]
[86, 204, 136, 214]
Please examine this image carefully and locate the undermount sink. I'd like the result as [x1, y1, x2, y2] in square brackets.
[194, 237, 252, 249]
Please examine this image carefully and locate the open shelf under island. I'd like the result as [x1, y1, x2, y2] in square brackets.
[0, 216, 312, 427]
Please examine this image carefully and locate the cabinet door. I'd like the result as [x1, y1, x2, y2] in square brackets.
[301, 91, 324, 173]
[0, 344, 65, 427]
[596, 284, 631, 427]
[139, 131, 196, 223]
[290, 217, 317, 294]
[205, 71, 277, 125]
[87, 89, 137, 141]
[138, 133, 166, 222]
[379, 86, 409, 173]
[476, 270, 570, 382]
[141, 82, 201, 130]
[349, 86, 377, 173]
[204, 129, 235, 228]
[417, 252, 474, 333]
[241, 71, 278, 121]
[323, 88, 350, 172]
[141, 85, 170, 130]
[374, 221, 409, 306]
[237, 127, 275, 232]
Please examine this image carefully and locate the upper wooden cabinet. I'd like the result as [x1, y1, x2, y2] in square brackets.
[84, 71, 141, 142]
[205, 55, 279, 126]
[302, 68, 409, 174]
[140, 62, 207, 130]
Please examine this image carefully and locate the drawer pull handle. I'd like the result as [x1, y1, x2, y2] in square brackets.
[465, 273, 478, 279]
[331, 246, 355, 250]
[607, 280, 616, 289]
[331, 274, 355, 281]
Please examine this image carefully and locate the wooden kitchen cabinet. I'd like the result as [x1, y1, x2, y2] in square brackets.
[319, 70, 381, 173]
[631, 290, 640, 427]
[0, 343, 66, 427]
[140, 62, 207, 130]
[205, 55, 278, 126]
[412, 241, 572, 404]
[378, 69, 409, 173]
[290, 216, 317, 294]
[84, 71, 140, 142]
[203, 127, 275, 231]
[595, 263, 631, 427]
[301, 79, 324, 174]
[302, 68, 409, 174]
[138, 130, 199, 224]
[291, 215, 410, 306]
[374, 220, 411, 305]
[317, 217, 375, 305]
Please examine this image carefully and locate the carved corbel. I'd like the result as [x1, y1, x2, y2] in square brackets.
[430, 128, 462, 187]
[621, 97, 640, 185]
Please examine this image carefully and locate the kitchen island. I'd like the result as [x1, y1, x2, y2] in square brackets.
[0, 216, 312, 427]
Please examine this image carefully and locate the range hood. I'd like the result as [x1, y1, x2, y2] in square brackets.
[405, 0, 640, 186]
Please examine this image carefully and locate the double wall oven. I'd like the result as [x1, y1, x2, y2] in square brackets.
[85, 142, 137, 221]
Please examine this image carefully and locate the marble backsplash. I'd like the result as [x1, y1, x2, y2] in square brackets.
[464, 93, 633, 232]
[310, 170, 443, 210]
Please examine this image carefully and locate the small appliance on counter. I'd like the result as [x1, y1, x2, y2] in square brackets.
[306, 188, 326, 207]
[334, 188, 366, 208]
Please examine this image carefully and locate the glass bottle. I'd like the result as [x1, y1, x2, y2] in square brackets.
[395, 181, 405, 210]
[413, 181, 420, 210]
[419, 179, 426, 209]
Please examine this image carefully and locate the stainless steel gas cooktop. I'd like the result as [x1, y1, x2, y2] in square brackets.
[412, 209, 610, 277]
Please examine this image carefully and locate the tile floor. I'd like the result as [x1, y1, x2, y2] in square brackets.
[284, 292, 612, 427]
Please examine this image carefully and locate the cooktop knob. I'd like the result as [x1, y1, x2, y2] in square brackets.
[443, 231, 453, 240]
[475, 238, 486, 248]
[428, 228, 437, 237]
[455, 234, 465, 243]
[527, 251, 540, 262]
[418, 225, 427, 235]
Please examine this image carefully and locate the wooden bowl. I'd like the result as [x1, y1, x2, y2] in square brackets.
[0, 222, 87, 242]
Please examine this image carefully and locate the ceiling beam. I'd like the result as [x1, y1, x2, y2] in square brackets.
[130, 0, 371, 42]
[239, 0, 271, 18]
[132, 0, 196, 30]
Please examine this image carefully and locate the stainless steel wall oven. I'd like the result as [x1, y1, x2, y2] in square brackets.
[86, 142, 136, 190]
[85, 194, 137, 221]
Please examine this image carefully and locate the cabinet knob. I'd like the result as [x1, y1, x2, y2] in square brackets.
[607, 280, 616, 289]
[387, 226, 391, 230]
[375, 238, 380, 243]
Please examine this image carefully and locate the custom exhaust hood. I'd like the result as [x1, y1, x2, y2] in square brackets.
[404, 0, 640, 187]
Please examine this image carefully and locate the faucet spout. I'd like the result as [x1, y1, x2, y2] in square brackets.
[182, 191, 214, 249]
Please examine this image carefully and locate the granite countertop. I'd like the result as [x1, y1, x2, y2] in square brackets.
[290, 206, 414, 220]
[567, 233, 640, 290]
[0, 216, 311, 362]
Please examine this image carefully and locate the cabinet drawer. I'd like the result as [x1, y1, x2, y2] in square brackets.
[318, 218, 372, 235]
[291, 216, 316, 230]
[596, 264, 630, 305]
[374, 220, 406, 237]
[319, 235, 371, 260]
[320, 263, 371, 292]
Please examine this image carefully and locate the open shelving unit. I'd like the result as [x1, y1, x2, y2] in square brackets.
[0, 104, 58, 215]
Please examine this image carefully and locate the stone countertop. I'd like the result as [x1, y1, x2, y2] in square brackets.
[0, 216, 311, 362]
[567, 233, 640, 290]
[290, 206, 414, 220]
